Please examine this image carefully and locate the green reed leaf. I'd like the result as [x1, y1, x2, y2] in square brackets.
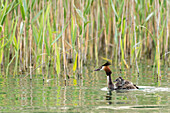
[145, 12, 154, 22]
[56, 44, 60, 75]
[32, 25, 38, 46]
[74, 4, 86, 22]
[118, 1, 124, 18]
[84, 0, 93, 14]
[51, 22, 69, 46]
[19, 0, 26, 20]
[12, 18, 18, 50]
[73, 53, 78, 72]
[0, 1, 7, 29]
[110, 0, 118, 18]
[0, 39, 4, 64]
[31, 10, 43, 23]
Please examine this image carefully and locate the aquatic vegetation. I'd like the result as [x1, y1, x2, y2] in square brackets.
[0, 0, 169, 80]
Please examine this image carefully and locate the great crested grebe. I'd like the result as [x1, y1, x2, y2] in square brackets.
[114, 77, 139, 89]
[94, 62, 139, 90]
[94, 61, 114, 90]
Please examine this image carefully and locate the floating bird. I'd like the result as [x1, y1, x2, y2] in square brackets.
[94, 61, 114, 90]
[114, 77, 139, 90]
[94, 62, 139, 90]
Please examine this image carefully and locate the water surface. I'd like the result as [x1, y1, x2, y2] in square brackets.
[0, 62, 169, 112]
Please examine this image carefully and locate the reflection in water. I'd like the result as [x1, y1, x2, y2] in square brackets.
[0, 63, 169, 112]
[30, 80, 33, 107]
[106, 91, 112, 105]
[63, 86, 67, 112]
[106, 90, 136, 105]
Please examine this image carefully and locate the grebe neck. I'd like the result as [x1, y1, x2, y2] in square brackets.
[107, 74, 114, 90]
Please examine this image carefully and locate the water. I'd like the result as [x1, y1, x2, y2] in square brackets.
[0, 63, 169, 112]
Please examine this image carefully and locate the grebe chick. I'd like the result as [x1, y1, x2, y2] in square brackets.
[114, 77, 139, 90]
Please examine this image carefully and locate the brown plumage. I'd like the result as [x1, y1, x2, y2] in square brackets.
[94, 61, 114, 90]
[103, 66, 112, 75]
[114, 77, 139, 90]
[94, 62, 139, 90]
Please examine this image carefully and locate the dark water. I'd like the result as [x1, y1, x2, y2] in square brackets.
[0, 62, 169, 112]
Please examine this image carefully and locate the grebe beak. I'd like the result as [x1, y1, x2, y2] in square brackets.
[94, 68, 101, 71]
[113, 78, 118, 82]
[94, 61, 111, 72]
[113, 80, 117, 82]
[94, 66, 104, 71]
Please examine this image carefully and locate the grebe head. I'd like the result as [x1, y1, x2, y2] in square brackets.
[94, 61, 112, 75]
[114, 77, 125, 85]
[114, 77, 124, 82]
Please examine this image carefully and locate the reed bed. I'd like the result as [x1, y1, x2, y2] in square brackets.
[0, 0, 169, 79]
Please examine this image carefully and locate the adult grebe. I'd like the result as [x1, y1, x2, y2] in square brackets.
[94, 62, 139, 90]
[94, 61, 114, 90]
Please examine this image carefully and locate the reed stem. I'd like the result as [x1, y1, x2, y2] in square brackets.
[29, 0, 32, 79]
[132, 0, 139, 75]
[0, 0, 168, 78]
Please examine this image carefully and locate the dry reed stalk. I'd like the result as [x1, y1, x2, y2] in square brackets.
[54, 0, 60, 72]
[124, 0, 128, 58]
[107, 0, 111, 56]
[89, 4, 94, 60]
[160, 1, 163, 56]
[24, 19, 27, 71]
[19, 30, 23, 71]
[42, 1, 48, 76]
[132, 0, 139, 74]
[147, 21, 150, 57]
[118, 31, 121, 69]
[103, 0, 108, 58]
[50, 3, 54, 50]
[61, 0, 67, 83]
[95, 0, 99, 63]
[34, 1, 38, 71]
[17, 5, 22, 72]
[77, 30, 81, 74]
[84, 17, 89, 61]
[99, 1, 103, 50]
[29, 0, 32, 79]
[155, 0, 161, 79]
[71, 0, 77, 67]
[111, 0, 116, 59]
[165, 0, 169, 60]
[42, 0, 45, 75]
[16, 21, 20, 75]
[67, 0, 72, 61]
[104, 28, 107, 57]
[1, 25, 5, 67]
[49, 2, 55, 76]
[129, 18, 132, 65]
[80, 0, 84, 74]
[71, 0, 75, 26]
[108, 17, 111, 53]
